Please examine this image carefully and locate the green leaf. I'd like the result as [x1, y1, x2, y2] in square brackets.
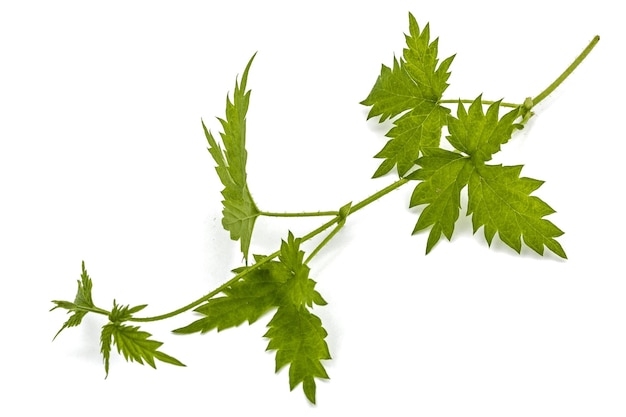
[99, 300, 184, 376]
[104, 323, 185, 373]
[175, 231, 329, 403]
[172, 261, 289, 334]
[51, 261, 95, 339]
[361, 13, 454, 177]
[74, 261, 94, 307]
[205, 54, 260, 262]
[467, 164, 567, 258]
[264, 305, 331, 404]
[264, 233, 330, 403]
[411, 97, 565, 257]
[109, 300, 148, 323]
[446, 96, 521, 162]
[174, 232, 327, 335]
[443, 97, 565, 257]
[278, 231, 306, 272]
[100, 323, 114, 377]
[277, 232, 327, 308]
[410, 148, 473, 253]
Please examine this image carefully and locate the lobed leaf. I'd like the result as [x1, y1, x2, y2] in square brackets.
[174, 232, 326, 335]
[411, 96, 565, 257]
[101, 323, 185, 374]
[100, 323, 114, 377]
[277, 232, 327, 308]
[446, 97, 522, 162]
[172, 261, 289, 334]
[109, 301, 148, 323]
[410, 148, 473, 252]
[175, 231, 329, 403]
[372, 103, 450, 177]
[403, 17, 454, 102]
[205, 54, 260, 262]
[51, 261, 95, 339]
[467, 164, 567, 258]
[264, 305, 331, 404]
[361, 13, 455, 178]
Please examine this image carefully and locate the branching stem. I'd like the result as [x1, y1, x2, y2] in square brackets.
[82, 36, 600, 326]
[130, 177, 409, 323]
[305, 224, 344, 264]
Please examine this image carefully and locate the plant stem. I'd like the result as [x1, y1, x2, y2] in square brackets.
[259, 210, 339, 218]
[130, 252, 278, 322]
[441, 35, 599, 114]
[349, 177, 409, 214]
[305, 223, 344, 264]
[82, 305, 111, 316]
[130, 177, 410, 323]
[532, 35, 600, 106]
[110, 38, 602, 325]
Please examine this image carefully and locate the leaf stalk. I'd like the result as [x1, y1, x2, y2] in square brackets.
[259, 210, 340, 218]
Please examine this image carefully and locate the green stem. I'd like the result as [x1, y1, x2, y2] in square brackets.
[130, 177, 410, 323]
[81, 305, 111, 316]
[131, 252, 278, 322]
[532, 35, 600, 106]
[259, 210, 339, 218]
[305, 223, 344, 264]
[442, 35, 600, 115]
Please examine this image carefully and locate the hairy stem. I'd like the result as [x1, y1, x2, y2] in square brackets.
[532, 35, 600, 106]
[259, 210, 339, 218]
[81, 305, 111, 317]
[305, 223, 344, 264]
[441, 35, 599, 116]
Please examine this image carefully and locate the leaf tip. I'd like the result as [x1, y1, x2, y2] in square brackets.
[303, 377, 317, 404]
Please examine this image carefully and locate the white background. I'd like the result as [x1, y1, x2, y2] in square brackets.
[1, 1, 624, 415]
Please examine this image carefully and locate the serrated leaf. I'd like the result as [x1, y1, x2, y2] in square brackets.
[410, 148, 473, 252]
[109, 300, 148, 323]
[100, 323, 114, 378]
[439, 96, 566, 257]
[75, 261, 94, 307]
[52, 309, 87, 341]
[278, 231, 305, 271]
[205, 54, 260, 262]
[361, 14, 454, 177]
[372, 104, 451, 177]
[277, 232, 327, 308]
[172, 261, 289, 334]
[447, 97, 521, 161]
[467, 164, 567, 258]
[264, 305, 331, 404]
[51, 261, 95, 339]
[108, 323, 185, 371]
[403, 17, 454, 97]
